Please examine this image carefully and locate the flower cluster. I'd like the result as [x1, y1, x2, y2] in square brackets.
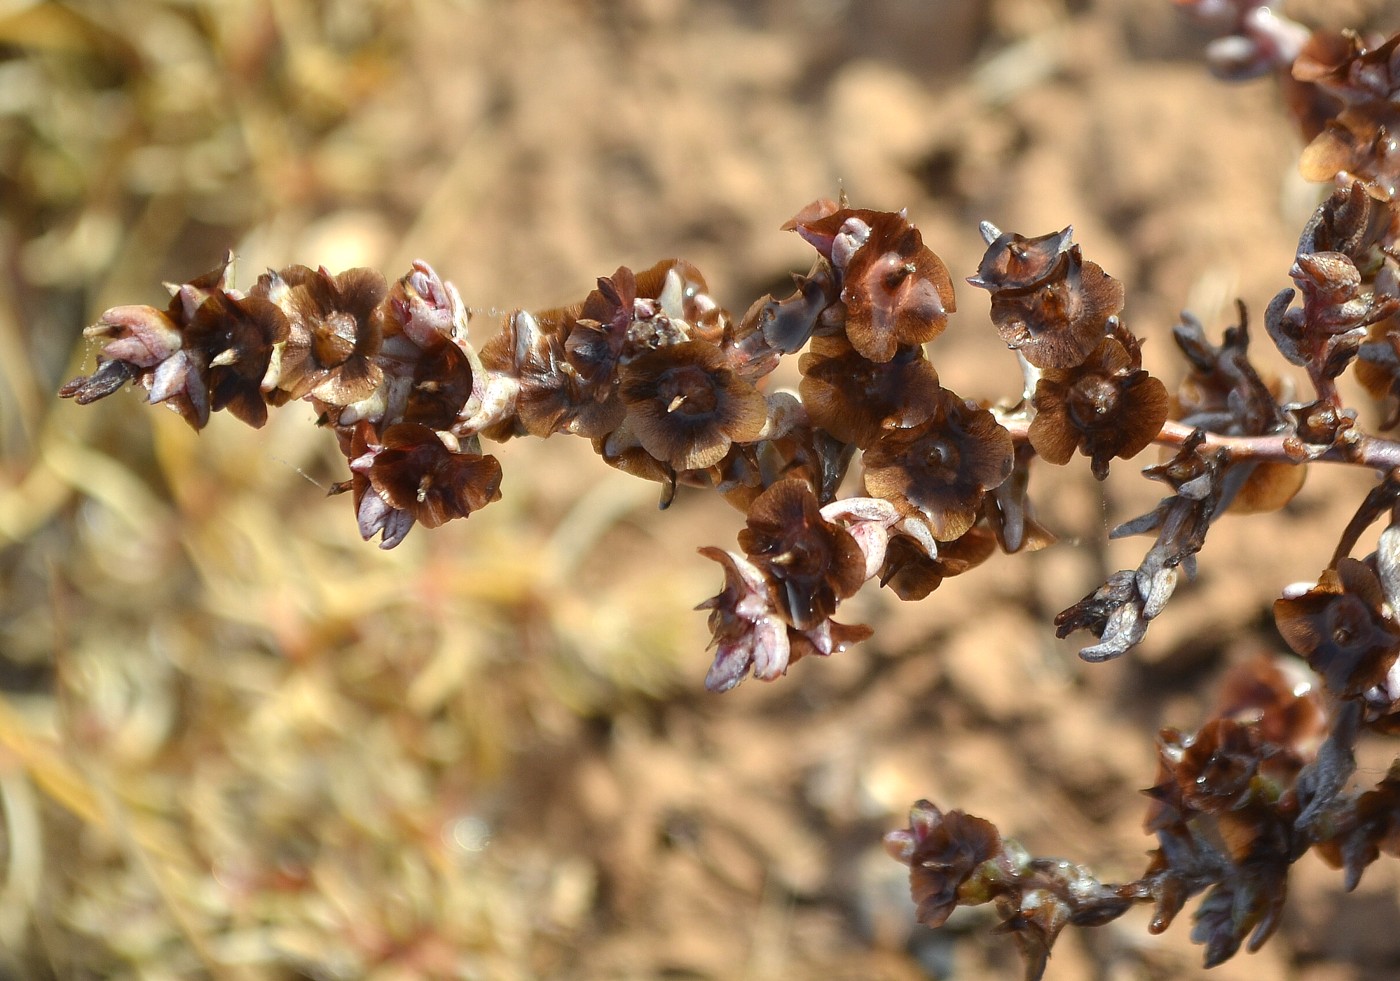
[63, 259, 502, 547]
[883, 801, 1130, 979]
[968, 224, 1169, 480]
[886, 649, 1400, 978]
[698, 483, 874, 693]
[1293, 30, 1400, 197]
[700, 203, 1012, 689]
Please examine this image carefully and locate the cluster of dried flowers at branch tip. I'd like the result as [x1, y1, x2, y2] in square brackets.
[884, 650, 1400, 976]
[63, 192, 1179, 690]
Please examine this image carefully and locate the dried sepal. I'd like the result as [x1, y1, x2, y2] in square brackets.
[863, 387, 1013, 542]
[785, 617, 873, 667]
[969, 226, 1123, 370]
[982, 441, 1057, 554]
[733, 266, 837, 370]
[883, 800, 1004, 930]
[697, 546, 788, 691]
[1175, 2, 1311, 81]
[878, 524, 997, 601]
[345, 422, 412, 548]
[198, 293, 287, 427]
[967, 225, 1073, 289]
[592, 417, 680, 506]
[788, 205, 956, 362]
[1172, 305, 1286, 437]
[1212, 654, 1328, 763]
[1172, 306, 1308, 512]
[1190, 862, 1290, 968]
[737, 478, 867, 630]
[375, 261, 485, 431]
[1314, 760, 1400, 890]
[57, 357, 138, 404]
[618, 340, 768, 470]
[478, 307, 581, 439]
[1028, 325, 1170, 479]
[1056, 433, 1225, 660]
[1266, 169, 1400, 406]
[1297, 179, 1396, 275]
[1275, 558, 1400, 698]
[797, 334, 940, 448]
[697, 547, 868, 691]
[818, 495, 901, 579]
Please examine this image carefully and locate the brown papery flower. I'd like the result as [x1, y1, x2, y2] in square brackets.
[618, 340, 768, 470]
[566, 267, 635, 393]
[878, 525, 997, 601]
[883, 800, 1003, 930]
[1275, 558, 1400, 698]
[966, 226, 1072, 291]
[1293, 31, 1400, 195]
[839, 211, 956, 362]
[863, 388, 1013, 542]
[1029, 328, 1169, 480]
[993, 254, 1122, 369]
[797, 334, 940, 447]
[737, 478, 867, 630]
[265, 265, 387, 407]
[698, 546, 790, 692]
[789, 207, 956, 363]
[1172, 718, 1266, 817]
[970, 227, 1123, 370]
[372, 266, 477, 430]
[365, 423, 503, 529]
[191, 291, 289, 428]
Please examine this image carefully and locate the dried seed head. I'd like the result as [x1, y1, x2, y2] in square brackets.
[788, 205, 956, 362]
[797, 334, 940, 448]
[737, 478, 866, 630]
[970, 227, 1124, 370]
[1275, 558, 1400, 698]
[863, 388, 1013, 542]
[883, 800, 1003, 930]
[61, 256, 289, 430]
[619, 340, 768, 470]
[358, 422, 503, 533]
[266, 265, 388, 408]
[1028, 327, 1170, 480]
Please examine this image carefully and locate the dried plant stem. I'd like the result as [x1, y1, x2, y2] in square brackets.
[996, 415, 1400, 474]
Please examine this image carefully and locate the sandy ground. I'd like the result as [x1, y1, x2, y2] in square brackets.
[4, 0, 1400, 978]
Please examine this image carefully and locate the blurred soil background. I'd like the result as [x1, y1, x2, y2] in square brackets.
[5, 0, 1400, 978]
